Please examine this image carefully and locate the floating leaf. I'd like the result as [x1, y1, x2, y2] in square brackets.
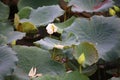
[102, 42, 120, 61]
[34, 33, 79, 50]
[18, 0, 59, 9]
[68, 0, 114, 12]
[82, 64, 97, 76]
[60, 71, 90, 80]
[18, 7, 33, 19]
[13, 46, 65, 75]
[64, 16, 120, 60]
[0, 45, 18, 80]
[55, 16, 76, 33]
[34, 71, 90, 80]
[33, 75, 57, 80]
[0, 1, 9, 21]
[20, 5, 64, 26]
[0, 34, 7, 45]
[12, 67, 30, 80]
[74, 42, 98, 67]
[0, 22, 25, 43]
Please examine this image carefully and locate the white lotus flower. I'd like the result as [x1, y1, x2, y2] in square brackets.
[46, 23, 58, 34]
[28, 67, 42, 78]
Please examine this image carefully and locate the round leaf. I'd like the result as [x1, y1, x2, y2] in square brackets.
[34, 71, 90, 80]
[64, 16, 120, 60]
[68, 0, 114, 12]
[60, 71, 90, 80]
[0, 1, 9, 21]
[74, 42, 98, 67]
[0, 34, 7, 45]
[55, 16, 76, 33]
[0, 45, 18, 79]
[33, 75, 57, 80]
[18, 7, 33, 19]
[0, 22, 25, 43]
[13, 46, 65, 75]
[18, 0, 59, 9]
[34, 33, 79, 50]
[20, 5, 64, 26]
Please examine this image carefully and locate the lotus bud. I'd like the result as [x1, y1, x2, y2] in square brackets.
[109, 8, 116, 16]
[77, 53, 85, 65]
[113, 5, 120, 12]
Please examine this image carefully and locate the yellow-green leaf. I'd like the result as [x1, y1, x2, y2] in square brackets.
[16, 22, 38, 33]
[20, 22, 38, 33]
[78, 53, 85, 65]
[109, 8, 116, 16]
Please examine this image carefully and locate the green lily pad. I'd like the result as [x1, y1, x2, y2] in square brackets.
[55, 16, 76, 33]
[102, 42, 120, 61]
[0, 22, 25, 43]
[20, 5, 64, 26]
[64, 16, 120, 60]
[18, 0, 59, 9]
[12, 67, 30, 80]
[18, 7, 33, 19]
[74, 42, 98, 67]
[0, 1, 9, 21]
[13, 46, 65, 75]
[0, 45, 18, 80]
[68, 0, 114, 12]
[33, 71, 90, 80]
[0, 34, 7, 45]
[34, 33, 79, 50]
[33, 75, 57, 80]
[60, 71, 90, 80]
[82, 64, 97, 76]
